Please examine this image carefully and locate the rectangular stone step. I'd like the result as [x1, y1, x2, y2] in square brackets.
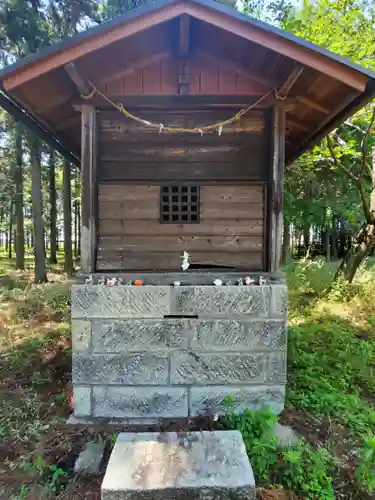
[101, 431, 255, 499]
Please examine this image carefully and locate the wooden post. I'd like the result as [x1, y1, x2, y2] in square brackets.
[80, 104, 97, 273]
[269, 103, 286, 272]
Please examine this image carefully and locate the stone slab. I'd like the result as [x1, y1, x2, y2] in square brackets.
[73, 353, 168, 385]
[275, 423, 300, 448]
[192, 320, 286, 351]
[93, 386, 188, 418]
[170, 351, 286, 385]
[101, 431, 255, 500]
[172, 286, 270, 317]
[270, 285, 288, 317]
[73, 385, 92, 417]
[190, 385, 285, 416]
[74, 437, 105, 474]
[72, 320, 91, 352]
[91, 320, 191, 352]
[71, 285, 170, 319]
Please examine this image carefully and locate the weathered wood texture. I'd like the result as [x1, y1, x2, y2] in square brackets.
[98, 110, 267, 182]
[97, 185, 265, 271]
[81, 105, 97, 273]
[102, 54, 271, 95]
[269, 104, 286, 272]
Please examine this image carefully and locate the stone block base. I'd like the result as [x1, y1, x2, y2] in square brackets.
[72, 280, 288, 420]
[101, 431, 255, 500]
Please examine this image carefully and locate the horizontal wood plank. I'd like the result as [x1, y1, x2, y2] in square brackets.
[98, 219, 264, 236]
[202, 185, 264, 203]
[98, 161, 266, 182]
[98, 184, 160, 202]
[99, 144, 265, 163]
[96, 251, 263, 270]
[98, 235, 264, 252]
[99, 201, 264, 220]
[99, 110, 265, 134]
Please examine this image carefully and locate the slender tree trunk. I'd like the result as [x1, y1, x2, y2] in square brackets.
[63, 158, 73, 276]
[335, 145, 375, 282]
[29, 135, 47, 283]
[48, 149, 57, 264]
[331, 215, 338, 260]
[8, 200, 13, 259]
[14, 123, 25, 269]
[303, 223, 310, 256]
[282, 219, 290, 264]
[0, 207, 4, 247]
[77, 199, 81, 258]
[324, 230, 331, 261]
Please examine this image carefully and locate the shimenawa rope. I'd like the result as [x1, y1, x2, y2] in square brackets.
[81, 81, 285, 134]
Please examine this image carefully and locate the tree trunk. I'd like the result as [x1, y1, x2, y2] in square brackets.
[303, 223, 310, 256]
[29, 135, 47, 283]
[331, 215, 338, 260]
[335, 224, 375, 282]
[8, 200, 13, 259]
[324, 230, 331, 261]
[63, 158, 73, 276]
[14, 123, 25, 269]
[282, 219, 291, 264]
[48, 149, 57, 264]
[335, 144, 375, 282]
[77, 199, 81, 258]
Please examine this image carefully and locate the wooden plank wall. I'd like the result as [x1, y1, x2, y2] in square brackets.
[96, 109, 268, 271]
[104, 55, 268, 96]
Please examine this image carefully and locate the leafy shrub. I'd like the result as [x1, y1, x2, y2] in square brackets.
[222, 406, 335, 499]
[356, 435, 375, 494]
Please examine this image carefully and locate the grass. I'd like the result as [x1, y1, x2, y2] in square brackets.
[0, 251, 374, 499]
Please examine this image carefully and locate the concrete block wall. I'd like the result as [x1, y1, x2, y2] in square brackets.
[71, 284, 287, 420]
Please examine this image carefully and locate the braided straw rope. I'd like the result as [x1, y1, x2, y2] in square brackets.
[81, 81, 285, 134]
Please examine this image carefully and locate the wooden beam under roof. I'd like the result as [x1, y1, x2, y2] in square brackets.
[179, 14, 190, 58]
[100, 51, 170, 85]
[197, 51, 330, 113]
[64, 61, 90, 94]
[1, 1, 368, 92]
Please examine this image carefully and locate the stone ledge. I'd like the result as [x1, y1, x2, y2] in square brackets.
[101, 431, 256, 500]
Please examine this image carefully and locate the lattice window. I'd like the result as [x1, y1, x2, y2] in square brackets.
[160, 185, 200, 223]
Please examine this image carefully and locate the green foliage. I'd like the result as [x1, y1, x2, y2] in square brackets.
[222, 406, 335, 499]
[285, 261, 375, 495]
[281, 444, 334, 499]
[356, 436, 375, 494]
[222, 406, 278, 481]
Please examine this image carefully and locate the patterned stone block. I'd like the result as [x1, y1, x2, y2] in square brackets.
[170, 351, 286, 385]
[270, 285, 288, 317]
[71, 285, 170, 319]
[172, 286, 270, 317]
[73, 353, 168, 385]
[190, 385, 285, 416]
[193, 320, 286, 351]
[72, 320, 91, 352]
[73, 385, 91, 417]
[92, 386, 188, 418]
[91, 319, 190, 352]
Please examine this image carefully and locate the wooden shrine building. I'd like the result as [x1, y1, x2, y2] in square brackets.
[1, 0, 375, 420]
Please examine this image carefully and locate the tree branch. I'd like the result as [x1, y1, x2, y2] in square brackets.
[326, 135, 358, 182]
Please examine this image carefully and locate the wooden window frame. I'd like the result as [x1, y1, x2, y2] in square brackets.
[160, 184, 200, 224]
